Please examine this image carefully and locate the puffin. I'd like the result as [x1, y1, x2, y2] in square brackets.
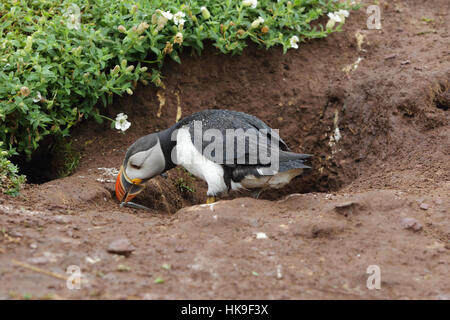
[115, 109, 311, 205]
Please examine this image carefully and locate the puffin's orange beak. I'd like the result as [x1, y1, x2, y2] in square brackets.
[115, 166, 145, 203]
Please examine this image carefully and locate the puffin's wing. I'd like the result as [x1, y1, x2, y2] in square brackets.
[227, 111, 291, 152]
[182, 110, 285, 166]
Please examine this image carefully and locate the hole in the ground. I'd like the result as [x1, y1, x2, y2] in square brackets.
[11, 138, 80, 184]
[13, 152, 56, 184]
[434, 86, 449, 111]
[435, 95, 449, 111]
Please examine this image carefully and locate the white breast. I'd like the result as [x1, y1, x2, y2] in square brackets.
[174, 128, 228, 196]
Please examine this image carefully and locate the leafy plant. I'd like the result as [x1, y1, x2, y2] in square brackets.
[0, 0, 358, 194]
[175, 177, 195, 193]
[0, 142, 26, 196]
[175, 167, 196, 193]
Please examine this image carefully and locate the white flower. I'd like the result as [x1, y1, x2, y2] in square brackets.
[290, 35, 299, 49]
[327, 12, 342, 23]
[243, 0, 258, 9]
[326, 12, 343, 30]
[68, 14, 80, 30]
[65, 4, 82, 30]
[32, 91, 42, 103]
[337, 9, 350, 18]
[173, 11, 186, 25]
[115, 113, 131, 132]
[161, 11, 173, 20]
[336, 9, 350, 24]
[250, 16, 264, 29]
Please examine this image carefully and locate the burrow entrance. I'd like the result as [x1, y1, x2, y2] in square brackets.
[12, 137, 79, 184]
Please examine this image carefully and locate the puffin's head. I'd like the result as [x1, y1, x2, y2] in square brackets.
[115, 133, 166, 202]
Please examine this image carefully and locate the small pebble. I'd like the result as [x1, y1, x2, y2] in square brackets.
[255, 232, 268, 239]
[85, 256, 101, 264]
[276, 265, 283, 279]
[107, 238, 135, 257]
[401, 217, 423, 232]
[419, 203, 430, 210]
[10, 232, 23, 238]
[175, 247, 185, 253]
[49, 215, 71, 225]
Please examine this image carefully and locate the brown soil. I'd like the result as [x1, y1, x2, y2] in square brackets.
[1, 0, 449, 299]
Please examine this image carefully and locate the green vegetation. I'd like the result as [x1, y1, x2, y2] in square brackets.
[175, 177, 195, 193]
[51, 138, 80, 178]
[0, 141, 26, 196]
[175, 167, 196, 193]
[0, 0, 357, 194]
[154, 277, 165, 284]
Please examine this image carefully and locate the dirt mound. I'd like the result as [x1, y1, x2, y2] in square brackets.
[1, 0, 449, 299]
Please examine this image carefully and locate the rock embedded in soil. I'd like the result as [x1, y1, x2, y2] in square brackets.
[174, 247, 185, 253]
[401, 217, 423, 232]
[10, 231, 23, 238]
[48, 215, 71, 225]
[384, 54, 397, 60]
[419, 203, 430, 210]
[334, 201, 365, 217]
[107, 238, 135, 257]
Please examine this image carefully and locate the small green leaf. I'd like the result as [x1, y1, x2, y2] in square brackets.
[22, 293, 32, 300]
[154, 277, 165, 284]
[162, 264, 171, 270]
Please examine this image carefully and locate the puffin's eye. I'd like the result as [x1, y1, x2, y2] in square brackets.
[130, 163, 141, 170]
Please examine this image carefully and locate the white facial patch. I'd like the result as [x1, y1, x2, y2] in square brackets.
[129, 149, 151, 168]
[125, 140, 166, 180]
